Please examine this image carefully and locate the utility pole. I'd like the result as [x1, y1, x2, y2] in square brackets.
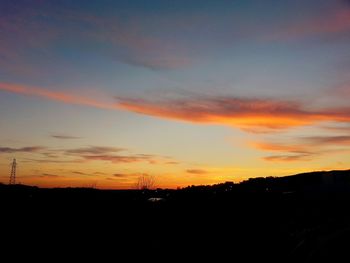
[9, 158, 17, 185]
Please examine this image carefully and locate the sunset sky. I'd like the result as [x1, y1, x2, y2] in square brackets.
[0, 0, 350, 189]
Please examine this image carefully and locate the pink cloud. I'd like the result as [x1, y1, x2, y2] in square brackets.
[332, 82, 350, 97]
[270, 9, 350, 40]
[0, 82, 118, 110]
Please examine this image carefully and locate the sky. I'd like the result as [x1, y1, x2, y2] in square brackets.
[0, 0, 350, 189]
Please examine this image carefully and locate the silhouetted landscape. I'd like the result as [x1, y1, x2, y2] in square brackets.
[2, 169, 350, 262]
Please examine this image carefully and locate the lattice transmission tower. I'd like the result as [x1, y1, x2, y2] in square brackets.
[9, 158, 17, 185]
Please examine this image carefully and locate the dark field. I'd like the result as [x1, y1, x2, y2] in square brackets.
[2, 170, 350, 262]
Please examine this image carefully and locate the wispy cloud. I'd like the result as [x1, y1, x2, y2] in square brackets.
[71, 171, 90, 176]
[41, 152, 61, 158]
[65, 146, 124, 155]
[23, 158, 84, 164]
[40, 173, 64, 178]
[0, 7, 190, 73]
[64, 146, 169, 165]
[82, 154, 155, 164]
[251, 142, 309, 154]
[321, 124, 350, 133]
[165, 161, 180, 165]
[115, 95, 350, 131]
[113, 173, 129, 178]
[186, 169, 209, 175]
[0, 146, 45, 153]
[332, 83, 350, 97]
[51, 134, 81, 140]
[263, 154, 313, 162]
[0, 6, 61, 76]
[301, 135, 350, 145]
[64, 147, 158, 164]
[112, 172, 149, 179]
[0, 143, 176, 166]
[121, 55, 190, 70]
[2, 82, 350, 132]
[0, 82, 118, 110]
[252, 135, 350, 162]
[270, 8, 350, 40]
[73, 11, 191, 70]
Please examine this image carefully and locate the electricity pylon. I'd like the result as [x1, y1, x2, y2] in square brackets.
[9, 158, 17, 185]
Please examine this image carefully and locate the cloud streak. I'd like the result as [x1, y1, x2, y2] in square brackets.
[82, 154, 155, 164]
[115, 95, 350, 131]
[63, 145, 176, 165]
[250, 142, 309, 154]
[0, 82, 119, 110]
[2, 81, 350, 131]
[0, 146, 45, 153]
[40, 173, 64, 178]
[186, 169, 209, 175]
[63, 146, 158, 164]
[263, 154, 313, 162]
[253, 135, 350, 162]
[301, 135, 350, 145]
[23, 158, 84, 164]
[65, 146, 124, 155]
[0, 143, 176, 166]
[72, 171, 90, 176]
[51, 134, 81, 140]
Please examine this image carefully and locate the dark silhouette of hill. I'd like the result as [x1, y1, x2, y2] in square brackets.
[1, 169, 350, 262]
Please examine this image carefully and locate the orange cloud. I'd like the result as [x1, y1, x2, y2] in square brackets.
[2, 82, 350, 131]
[250, 142, 308, 154]
[252, 135, 350, 162]
[115, 96, 350, 130]
[263, 154, 312, 162]
[251, 141, 315, 162]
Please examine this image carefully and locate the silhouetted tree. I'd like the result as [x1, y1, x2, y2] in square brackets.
[135, 174, 156, 190]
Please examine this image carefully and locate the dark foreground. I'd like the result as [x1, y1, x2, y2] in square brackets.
[1, 170, 350, 262]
